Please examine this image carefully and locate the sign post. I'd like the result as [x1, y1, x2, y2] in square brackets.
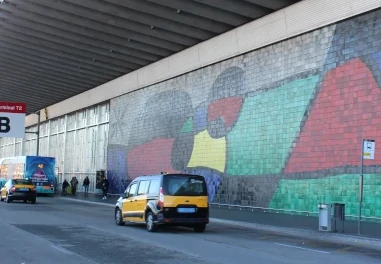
[0, 102, 26, 138]
[358, 139, 375, 235]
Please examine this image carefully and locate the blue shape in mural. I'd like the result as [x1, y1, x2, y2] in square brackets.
[194, 106, 208, 132]
[183, 167, 221, 202]
[373, 52, 381, 70]
[107, 145, 129, 194]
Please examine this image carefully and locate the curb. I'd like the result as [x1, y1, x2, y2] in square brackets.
[58, 197, 381, 249]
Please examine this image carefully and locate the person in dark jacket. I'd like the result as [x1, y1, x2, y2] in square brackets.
[70, 177, 78, 195]
[102, 177, 109, 200]
[62, 179, 69, 196]
[83, 176, 90, 197]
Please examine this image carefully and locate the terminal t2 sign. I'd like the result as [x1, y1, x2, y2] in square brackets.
[0, 102, 26, 138]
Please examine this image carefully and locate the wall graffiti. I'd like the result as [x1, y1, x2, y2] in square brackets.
[107, 10, 381, 218]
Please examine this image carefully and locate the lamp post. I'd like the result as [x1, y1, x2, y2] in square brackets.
[25, 111, 41, 156]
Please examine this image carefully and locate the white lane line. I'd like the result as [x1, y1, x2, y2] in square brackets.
[274, 243, 330, 254]
[50, 245, 73, 255]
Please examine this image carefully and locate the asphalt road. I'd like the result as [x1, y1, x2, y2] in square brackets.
[0, 197, 380, 264]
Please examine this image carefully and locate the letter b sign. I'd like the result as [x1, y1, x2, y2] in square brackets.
[0, 117, 10, 133]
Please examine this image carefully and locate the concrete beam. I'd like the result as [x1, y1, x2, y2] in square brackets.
[0, 81, 69, 101]
[0, 76, 76, 98]
[0, 34, 131, 74]
[194, 0, 272, 18]
[0, 26, 152, 67]
[7, 0, 185, 52]
[0, 8, 171, 58]
[147, 0, 249, 26]
[243, 0, 297, 10]
[0, 58, 98, 89]
[0, 64, 89, 93]
[0, 43, 118, 80]
[0, 51, 110, 84]
[61, 0, 214, 41]
[104, 0, 232, 33]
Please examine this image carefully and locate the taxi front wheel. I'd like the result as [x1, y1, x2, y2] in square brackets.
[115, 208, 125, 226]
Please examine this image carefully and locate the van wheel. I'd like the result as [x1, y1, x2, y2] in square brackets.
[146, 212, 158, 232]
[193, 224, 206, 233]
[115, 208, 125, 226]
[5, 194, 11, 203]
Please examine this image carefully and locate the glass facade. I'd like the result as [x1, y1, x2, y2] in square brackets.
[0, 102, 109, 193]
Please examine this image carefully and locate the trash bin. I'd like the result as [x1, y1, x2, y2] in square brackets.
[318, 204, 332, 232]
[333, 203, 345, 233]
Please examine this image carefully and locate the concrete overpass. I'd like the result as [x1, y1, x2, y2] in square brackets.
[0, 0, 301, 115]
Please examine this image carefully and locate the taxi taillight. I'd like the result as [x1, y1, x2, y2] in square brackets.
[158, 187, 165, 208]
[10, 186, 16, 192]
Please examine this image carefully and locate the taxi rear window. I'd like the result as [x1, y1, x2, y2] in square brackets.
[163, 175, 207, 196]
[13, 179, 33, 185]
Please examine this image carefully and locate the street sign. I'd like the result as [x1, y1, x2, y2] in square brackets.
[0, 102, 26, 138]
[363, 139, 375, 160]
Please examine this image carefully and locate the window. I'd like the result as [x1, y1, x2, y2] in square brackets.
[13, 179, 32, 185]
[148, 179, 161, 195]
[137, 180, 150, 195]
[127, 183, 138, 197]
[163, 175, 207, 196]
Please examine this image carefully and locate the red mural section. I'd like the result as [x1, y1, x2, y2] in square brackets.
[127, 138, 180, 179]
[208, 97, 243, 129]
[285, 58, 381, 173]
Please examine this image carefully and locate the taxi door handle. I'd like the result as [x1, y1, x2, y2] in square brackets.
[133, 199, 137, 202]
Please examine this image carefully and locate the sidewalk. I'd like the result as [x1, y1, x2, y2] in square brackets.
[58, 193, 381, 248]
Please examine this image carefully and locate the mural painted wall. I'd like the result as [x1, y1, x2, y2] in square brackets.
[108, 10, 381, 220]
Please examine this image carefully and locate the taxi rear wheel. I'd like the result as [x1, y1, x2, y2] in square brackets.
[30, 199, 36, 204]
[5, 194, 11, 203]
[146, 212, 158, 232]
[115, 208, 125, 226]
[193, 224, 206, 233]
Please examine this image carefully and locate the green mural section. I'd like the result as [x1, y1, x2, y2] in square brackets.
[269, 174, 381, 217]
[226, 76, 318, 176]
[181, 117, 193, 133]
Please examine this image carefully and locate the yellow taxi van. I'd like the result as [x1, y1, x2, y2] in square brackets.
[0, 178, 37, 204]
[115, 173, 209, 232]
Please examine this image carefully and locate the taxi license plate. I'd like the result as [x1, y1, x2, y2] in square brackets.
[19, 188, 29, 191]
[177, 208, 196, 213]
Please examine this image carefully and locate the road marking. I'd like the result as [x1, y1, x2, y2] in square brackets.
[258, 236, 276, 240]
[335, 246, 353, 252]
[50, 245, 73, 255]
[274, 243, 330, 254]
